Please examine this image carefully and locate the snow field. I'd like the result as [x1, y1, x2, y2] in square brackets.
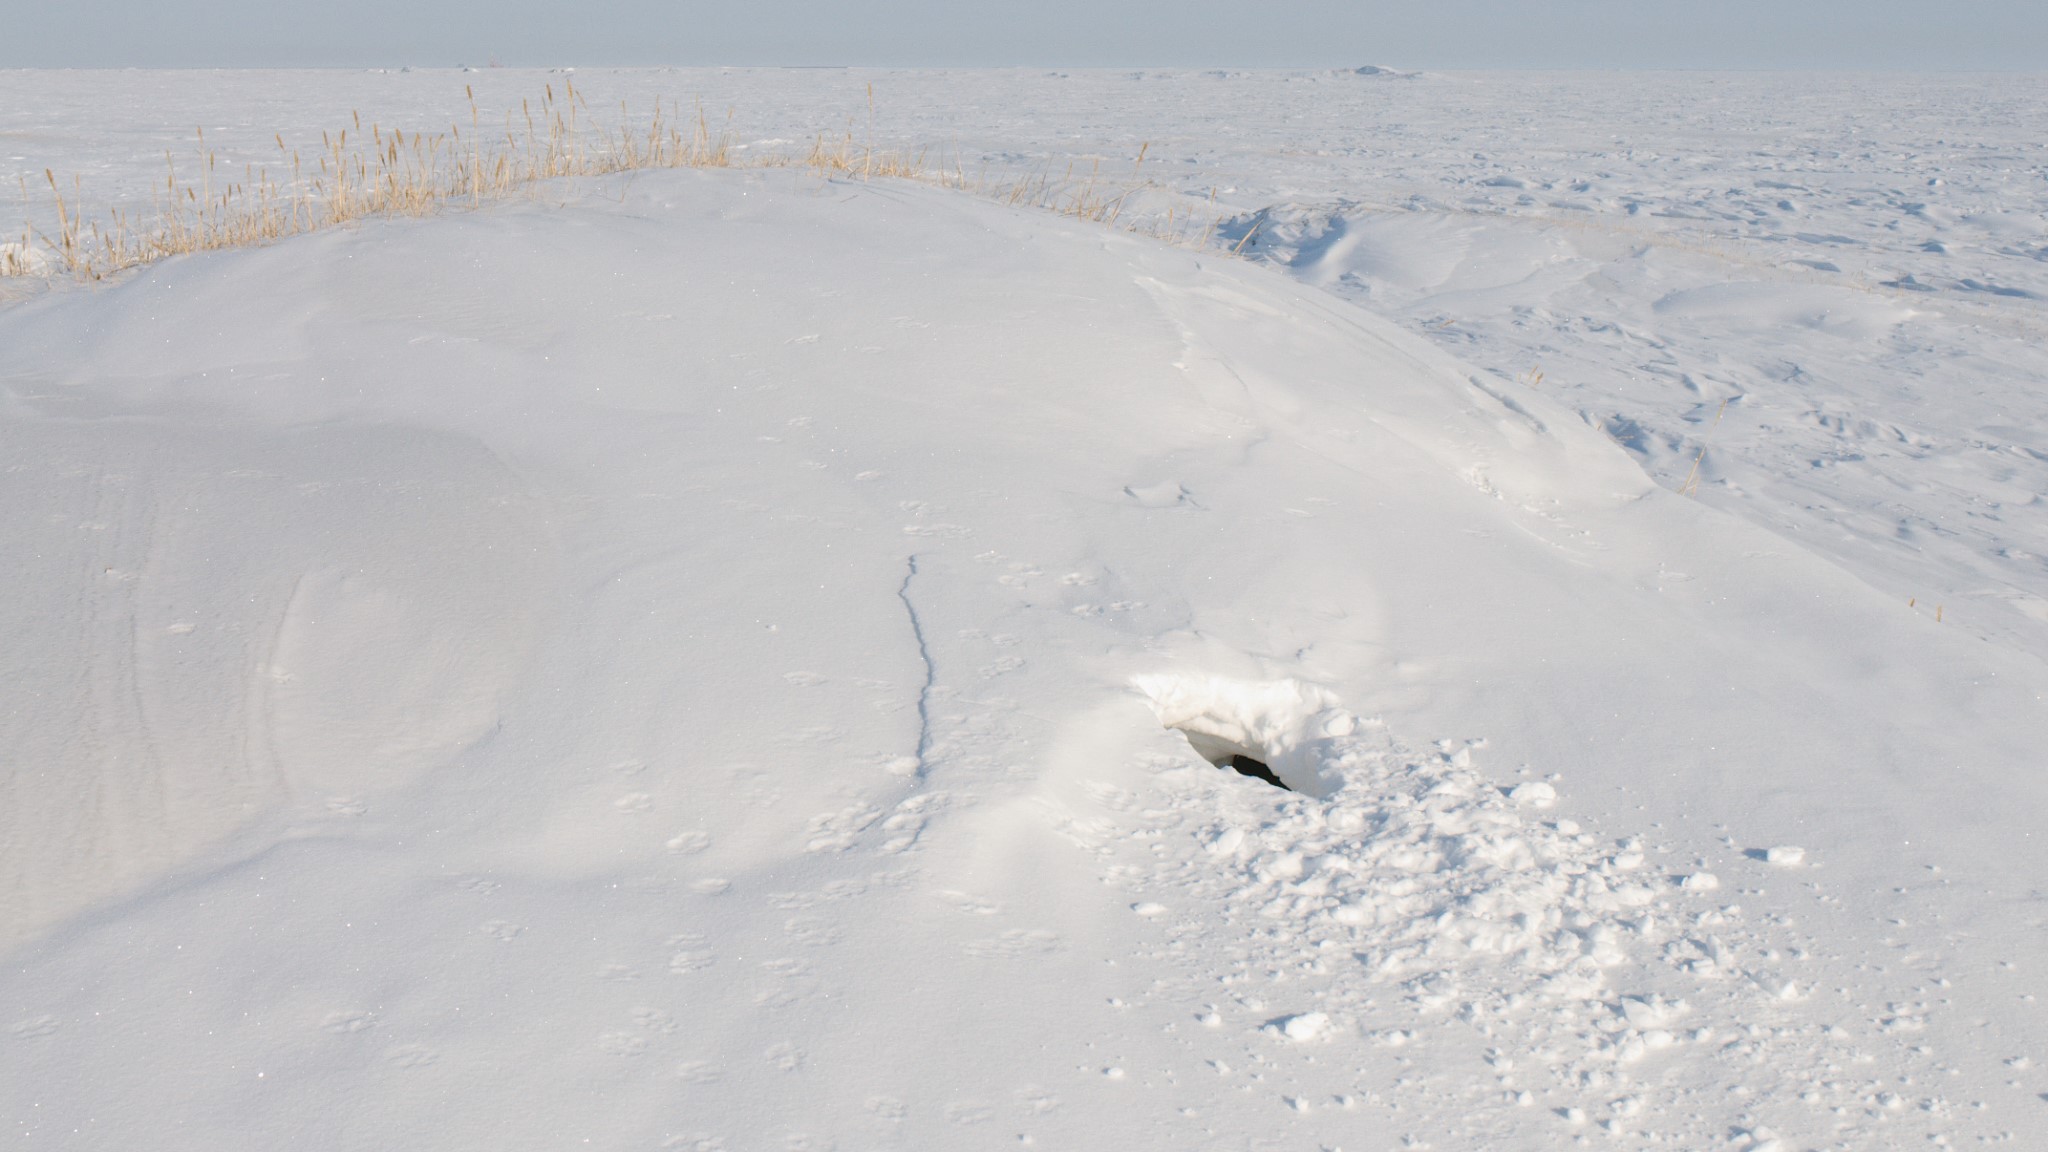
[14, 67, 2041, 662]
[2, 71, 2046, 1149]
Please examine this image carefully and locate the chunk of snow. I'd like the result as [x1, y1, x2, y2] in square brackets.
[1265, 1012, 1331, 1042]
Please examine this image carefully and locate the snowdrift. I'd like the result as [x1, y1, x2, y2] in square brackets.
[4, 168, 2044, 1149]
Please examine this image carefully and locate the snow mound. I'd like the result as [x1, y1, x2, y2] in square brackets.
[3, 157, 2042, 1150]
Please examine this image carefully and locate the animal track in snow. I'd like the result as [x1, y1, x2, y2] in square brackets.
[782, 916, 842, 947]
[962, 929, 1064, 959]
[632, 1007, 679, 1033]
[597, 1031, 648, 1057]
[673, 1061, 721, 1084]
[665, 830, 711, 854]
[937, 890, 1001, 915]
[668, 932, 717, 972]
[10, 1016, 60, 1039]
[385, 1044, 438, 1068]
[320, 1010, 377, 1034]
[805, 804, 882, 852]
[1016, 1086, 1060, 1114]
[978, 655, 1026, 678]
[944, 1101, 996, 1124]
[753, 957, 829, 1011]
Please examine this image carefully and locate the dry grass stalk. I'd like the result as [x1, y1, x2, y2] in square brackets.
[8, 84, 1208, 283]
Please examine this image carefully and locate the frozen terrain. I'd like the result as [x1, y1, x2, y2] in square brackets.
[4, 71, 2048, 1150]
[7, 68, 2048, 655]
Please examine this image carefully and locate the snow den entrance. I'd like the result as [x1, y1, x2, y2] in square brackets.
[1133, 674, 1349, 796]
[1178, 729, 1289, 790]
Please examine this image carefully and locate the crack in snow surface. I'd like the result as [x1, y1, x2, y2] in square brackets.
[897, 553, 937, 778]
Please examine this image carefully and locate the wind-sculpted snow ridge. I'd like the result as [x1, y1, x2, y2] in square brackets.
[1213, 171, 2048, 661]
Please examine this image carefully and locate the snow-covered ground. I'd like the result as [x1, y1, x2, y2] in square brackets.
[4, 70, 2047, 1150]
[8, 68, 2048, 653]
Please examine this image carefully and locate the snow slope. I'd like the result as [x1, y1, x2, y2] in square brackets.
[7, 67, 2047, 663]
[6, 160, 2047, 1150]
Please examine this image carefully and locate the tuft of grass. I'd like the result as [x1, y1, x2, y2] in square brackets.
[9, 81, 740, 281]
[6, 83, 1217, 284]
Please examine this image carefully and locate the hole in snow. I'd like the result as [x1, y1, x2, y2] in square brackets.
[1224, 753, 1285, 789]
[1177, 727, 1290, 791]
[1134, 673, 1349, 796]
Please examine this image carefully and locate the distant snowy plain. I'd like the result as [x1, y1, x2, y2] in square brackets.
[3, 69, 2046, 1150]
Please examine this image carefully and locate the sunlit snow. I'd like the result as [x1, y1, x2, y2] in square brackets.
[4, 69, 2046, 1151]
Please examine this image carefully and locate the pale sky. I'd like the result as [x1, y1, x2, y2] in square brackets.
[3, 0, 2042, 69]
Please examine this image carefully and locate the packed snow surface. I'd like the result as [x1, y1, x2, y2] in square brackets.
[4, 70, 2048, 1150]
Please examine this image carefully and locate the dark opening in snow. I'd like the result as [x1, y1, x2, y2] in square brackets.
[1137, 674, 1335, 795]
[1176, 728, 1292, 792]
[1225, 753, 1287, 790]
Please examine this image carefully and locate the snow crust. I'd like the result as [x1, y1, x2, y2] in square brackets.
[3, 70, 2048, 1150]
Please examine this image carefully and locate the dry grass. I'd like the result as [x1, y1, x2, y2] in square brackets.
[6, 81, 1207, 283]
[11, 82, 740, 280]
